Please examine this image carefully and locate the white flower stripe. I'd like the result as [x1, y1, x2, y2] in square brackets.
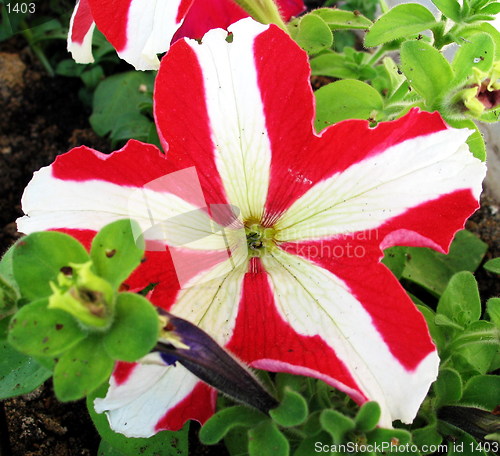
[261, 249, 439, 425]
[186, 20, 272, 221]
[275, 129, 485, 242]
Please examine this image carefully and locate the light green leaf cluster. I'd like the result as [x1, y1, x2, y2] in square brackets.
[0, 220, 160, 402]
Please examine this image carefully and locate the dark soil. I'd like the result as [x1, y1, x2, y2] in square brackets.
[0, 18, 498, 456]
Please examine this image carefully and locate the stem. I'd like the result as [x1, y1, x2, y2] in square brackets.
[431, 21, 452, 50]
[233, 0, 288, 32]
[379, 0, 390, 14]
[367, 45, 388, 66]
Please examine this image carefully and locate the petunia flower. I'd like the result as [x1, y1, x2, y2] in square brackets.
[21, 19, 486, 437]
[68, 0, 305, 70]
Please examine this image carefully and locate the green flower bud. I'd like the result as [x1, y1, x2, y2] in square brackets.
[48, 262, 114, 329]
[455, 63, 500, 117]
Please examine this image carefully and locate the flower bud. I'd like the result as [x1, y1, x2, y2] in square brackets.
[48, 262, 114, 329]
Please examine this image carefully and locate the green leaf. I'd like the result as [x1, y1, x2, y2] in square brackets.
[412, 424, 443, 453]
[461, 375, 500, 410]
[81, 65, 104, 89]
[418, 304, 446, 349]
[434, 368, 463, 406]
[293, 432, 332, 456]
[293, 14, 333, 55]
[312, 8, 373, 30]
[310, 52, 360, 79]
[53, 335, 114, 401]
[102, 293, 159, 362]
[275, 372, 307, 394]
[450, 321, 499, 373]
[224, 428, 250, 456]
[314, 79, 383, 130]
[199, 406, 265, 445]
[354, 401, 381, 432]
[8, 299, 87, 357]
[382, 56, 407, 96]
[402, 230, 487, 296]
[0, 341, 51, 399]
[365, 4, 437, 47]
[98, 440, 126, 456]
[400, 40, 454, 107]
[484, 257, 500, 274]
[437, 271, 481, 328]
[432, 0, 462, 21]
[0, 274, 18, 318]
[88, 385, 189, 456]
[13, 232, 89, 300]
[443, 117, 486, 161]
[320, 409, 355, 444]
[90, 219, 144, 289]
[452, 32, 494, 84]
[487, 298, 500, 327]
[382, 246, 408, 279]
[248, 420, 289, 456]
[0, 242, 19, 294]
[90, 71, 155, 142]
[55, 59, 85, 77]
[366, 427, 412, 446]
[458, 22, 500, 59]
[269, 388, 308, 427]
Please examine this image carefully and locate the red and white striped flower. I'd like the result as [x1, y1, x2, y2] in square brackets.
[22, 19, 485, 437]
[68, 0, 305, 70]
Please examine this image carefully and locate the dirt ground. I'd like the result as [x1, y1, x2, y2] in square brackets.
[0, 25, 498, 456]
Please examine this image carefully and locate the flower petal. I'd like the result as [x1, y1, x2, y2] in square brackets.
[68, 0, 95, 64]
[156, 19, 277, 220]
[230, 253, 439, 426]
[172, 0, 305, 42]
[88, 0, 194, 70]
[274, 119, 485, 242]
[94, 358, 215, 436]
[75, 0, 304, 69]
[17, 140, 245, 289]
[153, 259, 248, 346]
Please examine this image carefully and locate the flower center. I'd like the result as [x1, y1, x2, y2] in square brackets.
[245, 223, 275, 257]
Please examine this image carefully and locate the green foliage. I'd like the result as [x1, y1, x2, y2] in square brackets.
[248, 420, 289, 456]
[432, 0, 462, 21]
[311, 8, 373, 30]
[290, 13, 333, 54]
[2, 220, 160, 401]
[400, 40, 454, 109]
[452, 32, 494, 84]
[437, 271, 481, 328]
[199, 406, 264, 445]
[364, 4, 437, 47]
[384, 230, 488, 296]
[53, 335, 115, 401]
[461, 375, 500, 410]
[314, 79, 383, 129]
[269, 388, 308, 427]
[90, 71, 159, 147]
[8, 298, 86, 357]
[101, 293, 159, 362]
[90, 219, 144, 289]
[0, 340, 51, 399]
[12, 231, 89, 300]
[484, 257, 500, 274]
